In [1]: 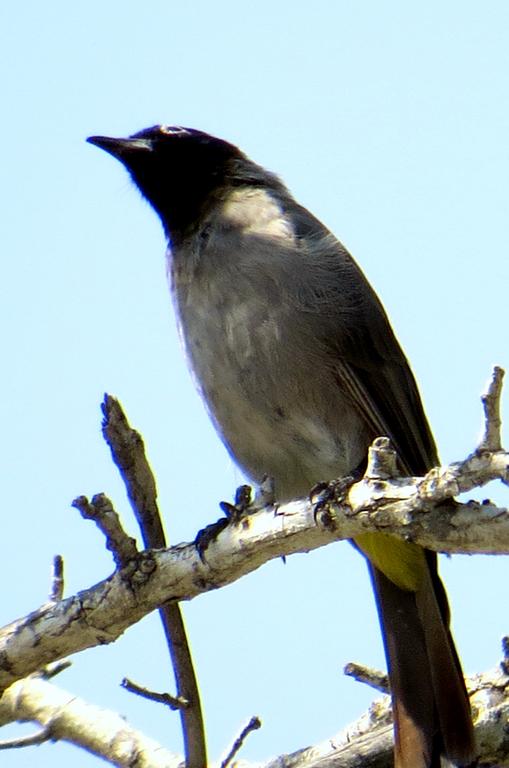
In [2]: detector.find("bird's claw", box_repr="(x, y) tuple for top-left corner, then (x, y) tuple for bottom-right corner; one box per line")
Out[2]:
(219, 484), (253, 521)
(195, 484), (254, 561)
(310, 476), (356, 525)
(195, 517), (230, 561)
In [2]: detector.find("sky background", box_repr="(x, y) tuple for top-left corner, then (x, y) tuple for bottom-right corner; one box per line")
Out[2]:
(2, 2), (509, 766)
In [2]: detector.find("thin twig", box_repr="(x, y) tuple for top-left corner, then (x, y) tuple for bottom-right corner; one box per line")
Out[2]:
(343, 662), (389, 694)
(479, 366), (504, 453)
(101, 395), (162, 543)
(101, 394), (207, 768)
(49, 555), (64, 602)
(121, 677), (188, 710)
(220, 716), (262, 768)
(72, 493), (139, 569)
(0, 676), (182, 767)
(41, 661), (72, 680)
(500, 636), (509, 676)
(0, 724), (54, 749)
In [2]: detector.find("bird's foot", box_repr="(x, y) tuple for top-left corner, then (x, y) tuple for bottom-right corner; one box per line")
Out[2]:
(195, 517), (230, 561)
(195, 484), (254, 561)
(219, 484), (254, 521)
(310, 475), (356, 526)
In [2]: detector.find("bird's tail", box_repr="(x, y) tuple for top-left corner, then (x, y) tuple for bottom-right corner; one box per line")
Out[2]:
(369, 557), (476, 767)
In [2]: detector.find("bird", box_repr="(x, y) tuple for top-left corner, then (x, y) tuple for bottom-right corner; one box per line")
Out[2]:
(87, 125), (476, 768)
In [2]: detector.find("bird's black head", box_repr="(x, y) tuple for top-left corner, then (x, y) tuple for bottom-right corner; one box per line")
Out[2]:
(87, 125), (269, 243)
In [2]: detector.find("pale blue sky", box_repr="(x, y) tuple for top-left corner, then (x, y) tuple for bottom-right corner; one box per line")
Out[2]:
(2, 2), (508, 766)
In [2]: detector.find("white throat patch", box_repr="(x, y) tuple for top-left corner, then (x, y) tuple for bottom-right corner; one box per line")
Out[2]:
(221, 188), (295, 241)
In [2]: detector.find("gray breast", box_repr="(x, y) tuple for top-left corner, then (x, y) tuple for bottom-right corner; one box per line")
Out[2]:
(167, 188), (369, 500)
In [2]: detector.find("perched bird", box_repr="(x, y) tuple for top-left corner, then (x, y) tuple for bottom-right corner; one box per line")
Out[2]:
(88, 126), (476, 768)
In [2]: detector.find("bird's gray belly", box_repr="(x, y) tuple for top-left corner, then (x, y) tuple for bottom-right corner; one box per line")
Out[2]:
(172, 268), (369, 501)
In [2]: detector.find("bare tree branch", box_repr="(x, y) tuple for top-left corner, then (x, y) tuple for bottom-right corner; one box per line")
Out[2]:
(121, 677), (188, 711)
(49, 555), (64, 603)
(220, 716), (262, 768)
(479, 366), (504, 452)
(343, 663), (389, 694)
(101, 394), (207, 768)
(73, 494), (139, 568)
(0, 366), (508, 766)
(0, 725), (54, 750)
(0, 673), (182, 768)
(0, 430), (508, 693)
(1, 663), (509, 767)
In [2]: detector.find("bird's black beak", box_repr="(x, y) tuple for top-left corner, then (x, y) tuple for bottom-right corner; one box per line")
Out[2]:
(87, 135), (154, 158)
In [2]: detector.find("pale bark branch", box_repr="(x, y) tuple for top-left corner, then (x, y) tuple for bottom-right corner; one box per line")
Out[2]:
(0, 366), (507, 765)
(0, 673), (182, 768)
(0, 438), (507, 692)
(480, 366), (504, 452)
(263, 664), (509, 768)
(1, 664), (508, 767)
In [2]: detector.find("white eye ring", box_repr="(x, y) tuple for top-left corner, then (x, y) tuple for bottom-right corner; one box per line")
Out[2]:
(159, 125), (189, 136)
